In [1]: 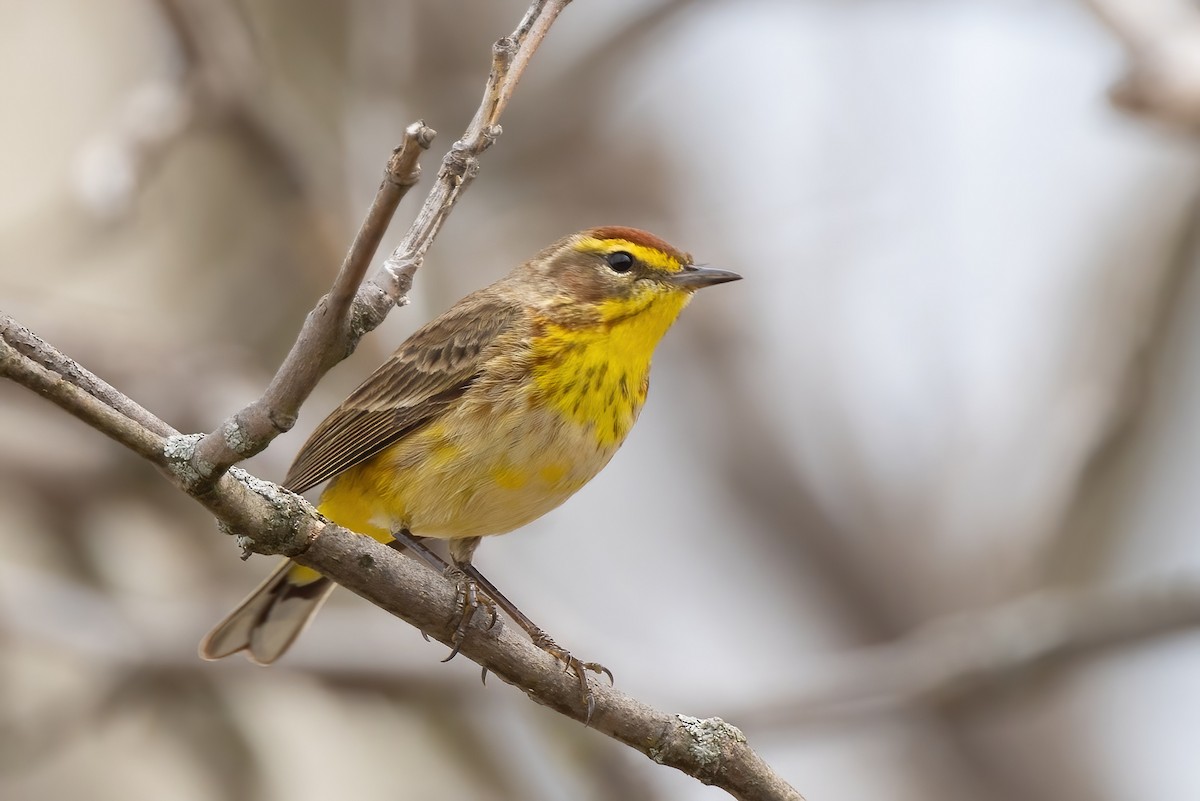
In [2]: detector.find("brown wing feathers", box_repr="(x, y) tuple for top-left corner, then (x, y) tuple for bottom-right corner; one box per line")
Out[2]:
(283, 295), (521, 494)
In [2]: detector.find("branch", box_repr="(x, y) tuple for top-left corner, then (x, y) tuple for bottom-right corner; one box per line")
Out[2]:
(360, 0), (574, 322)
(11, 1), (805, 794)
(0, 318), (804, 801)
(189, 122), (434, 477)
(0, 559), (471, 686)
(0, 325), (169, 461)
(0, 316), (174, 438)
(185, 0), (572, 491)
(1081, 0), (1200, 129)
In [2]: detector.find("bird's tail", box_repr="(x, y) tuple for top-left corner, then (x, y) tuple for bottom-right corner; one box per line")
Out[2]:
(199, 560), (335, 665)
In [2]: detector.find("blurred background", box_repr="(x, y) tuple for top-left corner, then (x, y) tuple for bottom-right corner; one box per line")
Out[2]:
(3, 0), (1200, 799)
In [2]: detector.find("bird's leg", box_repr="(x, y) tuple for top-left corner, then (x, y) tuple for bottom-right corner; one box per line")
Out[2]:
(438, 536), (496, 660)
(387, 528), (449, 572)
(448, 539), (613, 722)
(388, 530), (496, 657)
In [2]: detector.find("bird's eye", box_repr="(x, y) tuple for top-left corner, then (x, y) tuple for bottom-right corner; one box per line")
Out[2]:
(605, 251), (635, 273)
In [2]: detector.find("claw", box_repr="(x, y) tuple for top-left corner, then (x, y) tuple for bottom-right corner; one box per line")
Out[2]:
(566, 656), (598, 725)
(443, 560), (608, 723)
(441, 567), (498, 661)
(481, 666), (489, 686)
(528, 632), (610, 725)
(582, 662), (614, 685)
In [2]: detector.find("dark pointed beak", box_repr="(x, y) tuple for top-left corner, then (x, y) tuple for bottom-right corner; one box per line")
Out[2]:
(664, 265), (743, 290)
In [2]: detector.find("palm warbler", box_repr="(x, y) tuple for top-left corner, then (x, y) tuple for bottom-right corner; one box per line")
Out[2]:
(201, 226), (740, 701)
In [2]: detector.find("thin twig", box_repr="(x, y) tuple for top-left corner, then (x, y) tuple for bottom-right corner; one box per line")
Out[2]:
(0, 317), (804, 801)
(186, 0), (570, 491)
(356, 0), (574, 332)
(328, 130), (435, 316)
(190, 122), (435, 477)
(154, 0), (312, 197)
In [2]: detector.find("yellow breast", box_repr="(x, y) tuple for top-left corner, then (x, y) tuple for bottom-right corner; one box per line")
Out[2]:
(530, 289), (689, 446)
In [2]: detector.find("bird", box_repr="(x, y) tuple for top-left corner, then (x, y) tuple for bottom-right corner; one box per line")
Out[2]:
(200, 226), (740, 710)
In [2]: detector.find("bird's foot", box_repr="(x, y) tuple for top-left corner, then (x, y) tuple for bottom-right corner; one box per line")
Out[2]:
(441, 567), (498, 662)
(531, 630), (613, 723)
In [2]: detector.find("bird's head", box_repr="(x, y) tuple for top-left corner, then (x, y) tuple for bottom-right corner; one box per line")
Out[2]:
(516, 226), (741, 330)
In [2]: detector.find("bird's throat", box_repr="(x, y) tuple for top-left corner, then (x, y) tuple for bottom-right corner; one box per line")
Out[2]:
(530, 292), (689, 447)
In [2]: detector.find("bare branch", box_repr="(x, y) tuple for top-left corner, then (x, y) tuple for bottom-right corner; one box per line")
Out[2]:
(75, 0), (284, 217)
(184, 0), (570, 492)
(483, 1), (564, 130)
(301, 523), (803, 801)
(0, 331), (168, 463)
(359, 0), (574, 328)
(189, 122), (435, 478)
(0, 316), (803, 801)
(0, 315), (175, 437)
(8, 2), (806, 795)
(328, 128), (436, 319)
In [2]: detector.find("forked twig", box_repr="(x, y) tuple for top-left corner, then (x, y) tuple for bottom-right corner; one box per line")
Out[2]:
(189, 122), (434, 480)
(187, 0), (573, 490)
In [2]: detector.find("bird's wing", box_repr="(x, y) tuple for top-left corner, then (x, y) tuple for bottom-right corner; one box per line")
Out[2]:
(283, 293), (523, 494)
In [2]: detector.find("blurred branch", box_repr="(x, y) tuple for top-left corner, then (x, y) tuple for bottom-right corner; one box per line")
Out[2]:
(690, 315), (1088, 801)
(739, 575), (1200, 729)
(2, 559), (658, 799)
(0, 559), (463, 684)
(74, 0), (311, 218)
(154, 0), (258, 93)
(689, 287), (1198, 738)
(186, 0), (570, 491)
(1082, 0), (1200, 130)
(72, 80), (194, 219)
(0, 320), (804, 800)
(1046, 190), (1200, 581)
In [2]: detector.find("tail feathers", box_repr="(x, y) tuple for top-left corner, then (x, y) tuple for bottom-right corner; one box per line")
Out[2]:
(200, 560), (335, 665)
